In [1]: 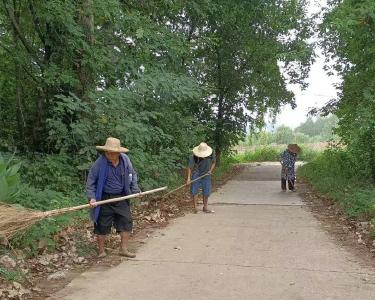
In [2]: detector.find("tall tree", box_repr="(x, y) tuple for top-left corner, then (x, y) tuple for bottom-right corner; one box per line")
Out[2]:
(320, 0), (375, 180)
(177, 0), (314, 157)
(0, 0), (314, 163)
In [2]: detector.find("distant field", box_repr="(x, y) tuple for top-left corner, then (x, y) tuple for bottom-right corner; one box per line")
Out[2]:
(233, 142), (329, 154)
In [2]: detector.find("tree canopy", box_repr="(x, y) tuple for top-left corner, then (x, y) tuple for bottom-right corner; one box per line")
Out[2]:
(320, 0), (375, 181)
(0, 0), (313, 169)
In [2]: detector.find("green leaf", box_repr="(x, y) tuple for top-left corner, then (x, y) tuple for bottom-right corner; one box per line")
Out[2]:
(136, 28), (144, 39)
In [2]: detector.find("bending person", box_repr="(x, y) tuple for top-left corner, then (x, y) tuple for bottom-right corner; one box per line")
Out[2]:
(280, 144), (301, 192)
(187, 142), (216, 213)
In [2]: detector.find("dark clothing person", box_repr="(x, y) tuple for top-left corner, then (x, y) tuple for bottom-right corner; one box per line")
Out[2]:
(281, 177), (295, 191)
(280, 145), (300, 191)
(86, 153), (140, 228)
(93, 192), (133, 235)
(86, 137), (140, 258)
(187, 142), (216, 213)
(188, 153), (216, 197)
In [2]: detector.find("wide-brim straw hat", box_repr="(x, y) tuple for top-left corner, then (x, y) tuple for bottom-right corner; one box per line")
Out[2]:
(288, 144), (301, 154)
(193, 142), (213, 158)
(96, 137), (129, 153)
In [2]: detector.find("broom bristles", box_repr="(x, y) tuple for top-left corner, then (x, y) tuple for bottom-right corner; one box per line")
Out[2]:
(0, 203), (45, 240)
(0, 186), (168, 240)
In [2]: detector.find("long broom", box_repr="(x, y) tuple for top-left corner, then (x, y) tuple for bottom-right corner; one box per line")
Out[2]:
(0, 186), (167, 240)
(161, 172), (211, 198)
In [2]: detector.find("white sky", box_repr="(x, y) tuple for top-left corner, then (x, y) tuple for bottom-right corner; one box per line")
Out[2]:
(272, 0), (340, 129)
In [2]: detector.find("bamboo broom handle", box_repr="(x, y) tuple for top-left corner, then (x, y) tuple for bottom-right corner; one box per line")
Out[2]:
(162, 172), (211, 198)
(41, 186), (168, 217)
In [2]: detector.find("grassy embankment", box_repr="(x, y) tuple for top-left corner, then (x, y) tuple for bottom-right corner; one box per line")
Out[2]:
(235, 144), (321, 163)
(298, 149), (375, 229)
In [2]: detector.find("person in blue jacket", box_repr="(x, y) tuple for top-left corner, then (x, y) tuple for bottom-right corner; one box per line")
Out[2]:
(86, 137), (140, 258)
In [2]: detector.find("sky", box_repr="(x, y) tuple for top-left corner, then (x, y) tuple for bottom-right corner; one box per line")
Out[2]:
(272, 0), (340, 129)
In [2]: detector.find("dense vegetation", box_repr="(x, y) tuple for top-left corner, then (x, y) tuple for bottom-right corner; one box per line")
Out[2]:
(317, 0), (375, 182)
(300, 0), (375, 228)
(299, 149), (375, 225)
(0, 0), (313, 249)
(0, 0), (313, 157)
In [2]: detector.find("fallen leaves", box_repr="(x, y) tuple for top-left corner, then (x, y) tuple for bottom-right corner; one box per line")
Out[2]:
(0, 255), (16, 269)
(299, 180), (375, 261)
(0, 165), (243, 299)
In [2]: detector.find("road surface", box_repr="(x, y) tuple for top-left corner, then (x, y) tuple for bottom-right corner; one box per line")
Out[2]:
(52, 162), (375, 300)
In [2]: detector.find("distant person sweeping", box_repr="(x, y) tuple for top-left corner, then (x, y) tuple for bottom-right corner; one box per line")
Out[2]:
(280, 144), (301, 192)
(187, 142), (216, 213)
(86, 137), (141, 258)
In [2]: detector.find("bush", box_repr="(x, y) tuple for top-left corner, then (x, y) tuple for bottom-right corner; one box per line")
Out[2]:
(235, 145), (321, 163)
(5, 181), (87, 256)
(0, 152), (87, 255)
(236, 147), (280, 162)
(298, 146), (320, 162)
(10, 211), (86, 257)
(213, 156), (239, 179)
(19, 154), (83, 195)
(0, 154), (21, 202)
(10, 185), (83, 211)
(299, 149), (375, 221)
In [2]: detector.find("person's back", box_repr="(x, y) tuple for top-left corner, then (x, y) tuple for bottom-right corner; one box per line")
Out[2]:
(280, 144), (300, 192)
(190, 154), (215, 177)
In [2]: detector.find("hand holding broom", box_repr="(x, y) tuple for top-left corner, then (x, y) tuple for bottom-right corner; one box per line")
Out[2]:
(162, 172), (211, 199)
(0, 186), (167, 240)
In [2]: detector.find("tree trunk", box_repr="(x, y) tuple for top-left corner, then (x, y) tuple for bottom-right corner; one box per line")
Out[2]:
(214, 47), (224, 164)
(370, 140), (375, 183)
(10, 1), (27, 149)
(76, 0), (95, 100)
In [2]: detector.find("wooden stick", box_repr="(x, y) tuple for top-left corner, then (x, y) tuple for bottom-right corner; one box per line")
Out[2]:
(41, 186), (168, 217)
(162, 173), (211, 198)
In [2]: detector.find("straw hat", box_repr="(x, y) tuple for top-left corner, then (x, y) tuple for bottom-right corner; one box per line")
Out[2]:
(287, 144), (301, 154)
(96, 137), (129, 153)
(193, 142), (213, 158)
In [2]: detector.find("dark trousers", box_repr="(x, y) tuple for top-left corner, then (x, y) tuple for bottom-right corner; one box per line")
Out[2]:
(94, 193), (133, 235)
(281, 178), (295, 191)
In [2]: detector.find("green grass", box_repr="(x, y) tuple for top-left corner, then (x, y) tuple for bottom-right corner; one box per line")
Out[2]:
(298, 146), (321, 162)
(298, 150), (375, 222)
(0, 266), (25, 282)
(235, 145), (322, 163)
(236, 146), (279, 162)
(213, 156), (239, 180)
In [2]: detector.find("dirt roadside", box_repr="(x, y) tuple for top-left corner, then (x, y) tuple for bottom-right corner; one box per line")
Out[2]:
(0, 164), (244, 300)
(297, 180), (375, 269)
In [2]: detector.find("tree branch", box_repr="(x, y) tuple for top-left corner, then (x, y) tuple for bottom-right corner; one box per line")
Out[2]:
(28, 0), (45, 44)
(2, 0), (42, 67)
(0, 41), (41, 84)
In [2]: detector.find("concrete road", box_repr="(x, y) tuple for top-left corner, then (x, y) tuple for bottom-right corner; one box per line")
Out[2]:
(52, 162), (375, 300)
